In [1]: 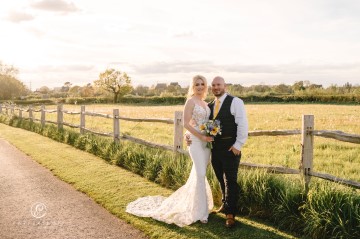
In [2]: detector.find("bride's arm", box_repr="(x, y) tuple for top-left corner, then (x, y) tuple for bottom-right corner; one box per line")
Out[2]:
(183, 99), (212, 142)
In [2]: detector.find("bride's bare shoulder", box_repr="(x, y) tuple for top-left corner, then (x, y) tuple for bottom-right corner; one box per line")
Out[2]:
(185, 97), (196, 106)
(184, 98), (196, 115)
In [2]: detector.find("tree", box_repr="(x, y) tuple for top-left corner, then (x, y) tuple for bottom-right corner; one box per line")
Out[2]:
(69, 85), (81, 97)
(166, 84), (182, 95)
(64, 82), (72, 88)
(343, 82), (352, 93)
(292, 81), (306, 91)
(94, 68), (132, 103)
(0, 61), (18, 76)
(227, 84), (244, 95)
(253, 84), (271, 93)
(62, 82), (72, 93)
(0, 62), (27, 100)
(39, 86), (50, 94)
(80, 83), (94, 97)
(133, 85), (149, 96)
(274, 84), (293, 94)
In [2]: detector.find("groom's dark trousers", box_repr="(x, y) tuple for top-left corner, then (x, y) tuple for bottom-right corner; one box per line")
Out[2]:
(209, 95), (241, 216)
(211, 148), (241, 216)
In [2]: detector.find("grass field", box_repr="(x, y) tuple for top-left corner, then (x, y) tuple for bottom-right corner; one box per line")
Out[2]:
(28, 103), (360, 182)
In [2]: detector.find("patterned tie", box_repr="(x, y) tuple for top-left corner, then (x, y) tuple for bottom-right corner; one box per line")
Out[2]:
(213, 99), (220, 119)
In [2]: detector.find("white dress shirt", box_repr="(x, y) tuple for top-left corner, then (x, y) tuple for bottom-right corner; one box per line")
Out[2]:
(214, 93), (248, 151)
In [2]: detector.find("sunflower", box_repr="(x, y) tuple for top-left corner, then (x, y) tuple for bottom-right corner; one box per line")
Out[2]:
(210, 127), (219, 136)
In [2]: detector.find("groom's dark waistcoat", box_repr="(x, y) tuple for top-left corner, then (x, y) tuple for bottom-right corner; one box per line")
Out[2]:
(208, 95), (237, 150)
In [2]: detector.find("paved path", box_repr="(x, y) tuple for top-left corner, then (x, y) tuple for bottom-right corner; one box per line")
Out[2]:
(0, 138), (147, 239)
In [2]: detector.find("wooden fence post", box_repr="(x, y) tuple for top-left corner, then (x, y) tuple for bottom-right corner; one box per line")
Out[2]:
(19, 107), (22, 119)
(173, 111), (183, 152)
(29, 105), (33, 122)
(57, 104), (63, 130)
(113, 109), (120, 143)
(41, 105), (45, 127)
(300, 115), (314, 193)
(80, 105), (85, 134)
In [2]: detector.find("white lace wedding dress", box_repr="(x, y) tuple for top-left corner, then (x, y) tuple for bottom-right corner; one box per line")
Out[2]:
(126, 104), (214, 227)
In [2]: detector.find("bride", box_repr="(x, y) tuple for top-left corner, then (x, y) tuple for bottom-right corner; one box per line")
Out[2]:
(126, 75), (214, 227)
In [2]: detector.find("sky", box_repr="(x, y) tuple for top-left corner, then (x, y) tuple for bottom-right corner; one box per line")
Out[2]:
(1, 0), (360, 90)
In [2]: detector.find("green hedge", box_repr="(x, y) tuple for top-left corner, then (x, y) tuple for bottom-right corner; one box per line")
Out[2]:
(0, 99), (55, 105)
(2, 94), (359, 106)
(118, 96), (186, 105)
(241, 94), (360, 104)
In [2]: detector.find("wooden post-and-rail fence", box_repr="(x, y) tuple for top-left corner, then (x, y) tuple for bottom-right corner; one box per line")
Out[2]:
(0, 103), (360, 190)
(0, 103), (182, 151)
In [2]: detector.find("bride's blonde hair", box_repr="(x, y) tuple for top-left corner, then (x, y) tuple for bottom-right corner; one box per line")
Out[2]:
(187, 75), (208, 100)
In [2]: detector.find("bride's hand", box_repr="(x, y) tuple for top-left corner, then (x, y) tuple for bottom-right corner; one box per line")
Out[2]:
(184, 133), (192, 146)
(201, 135), (214, 142)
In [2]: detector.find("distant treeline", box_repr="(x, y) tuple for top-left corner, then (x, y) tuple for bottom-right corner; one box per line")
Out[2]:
(2, 93), (360, 106)
(2, 60), (360, 105)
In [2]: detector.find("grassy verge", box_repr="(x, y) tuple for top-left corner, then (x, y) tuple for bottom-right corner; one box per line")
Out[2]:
(0, 123), (298, 239)
(1, 115), (359, 239)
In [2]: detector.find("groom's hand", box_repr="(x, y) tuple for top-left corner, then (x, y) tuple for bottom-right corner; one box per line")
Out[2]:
(229, 146), (241, 156)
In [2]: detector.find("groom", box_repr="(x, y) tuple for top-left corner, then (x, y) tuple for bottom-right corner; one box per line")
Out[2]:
(187, 76), (248, 228)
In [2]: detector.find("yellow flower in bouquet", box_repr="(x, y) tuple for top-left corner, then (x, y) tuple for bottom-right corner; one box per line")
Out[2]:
(199, 119), (222, 149)
(210, 127), (220, 136)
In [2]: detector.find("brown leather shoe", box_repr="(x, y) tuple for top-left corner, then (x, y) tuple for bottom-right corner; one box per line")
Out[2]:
(225, 214), (235, 228)
(211, 204), (225, 214)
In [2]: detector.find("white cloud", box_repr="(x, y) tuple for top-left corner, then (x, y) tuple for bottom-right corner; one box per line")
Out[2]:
(132, 61), (216, 74)
(1, 0), (360, 89)
(6, 11), (35, 23)
(130, 61), (360, 75)
(172, 31), (195, 38)
(31, 0), (79, 13)
(34, 64), (95, 72)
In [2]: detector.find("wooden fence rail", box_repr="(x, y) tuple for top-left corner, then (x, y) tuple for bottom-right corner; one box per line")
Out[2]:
(1, 103), (359, 189)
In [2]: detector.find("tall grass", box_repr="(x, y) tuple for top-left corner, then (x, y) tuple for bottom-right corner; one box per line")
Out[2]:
(1, 114), (359, 238)
(303, 182), (360, 239)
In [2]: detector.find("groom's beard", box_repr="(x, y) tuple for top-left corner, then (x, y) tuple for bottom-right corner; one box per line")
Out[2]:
(212, 91), (225, 97)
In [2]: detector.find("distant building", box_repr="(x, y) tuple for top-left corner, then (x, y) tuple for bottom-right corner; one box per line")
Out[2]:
(309, 84), (323, 89)
(154, 83), (167, 90)
(169, 82), (180, 87)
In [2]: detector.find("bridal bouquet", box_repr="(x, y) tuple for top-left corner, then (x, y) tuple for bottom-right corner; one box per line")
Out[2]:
(199, 119), (222, 149)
